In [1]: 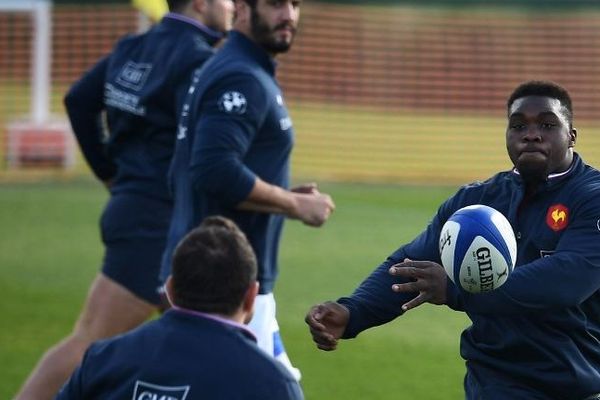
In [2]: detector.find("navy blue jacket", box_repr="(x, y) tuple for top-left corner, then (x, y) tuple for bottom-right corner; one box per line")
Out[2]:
(162, 31), (294, 294)
(55, 309), (304, 400)
(338, 154), (600, 399)
(64, 14), (222, 201)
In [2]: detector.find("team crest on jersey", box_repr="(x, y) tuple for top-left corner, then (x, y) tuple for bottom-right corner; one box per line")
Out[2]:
(117, 61), (152, 91)
(546, 204), (569, 232)
(132, 381), (190, 400)
(219, 91), (247, 114)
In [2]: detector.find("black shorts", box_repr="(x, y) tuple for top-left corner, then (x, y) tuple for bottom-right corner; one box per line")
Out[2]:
(100, 193), (171, 305)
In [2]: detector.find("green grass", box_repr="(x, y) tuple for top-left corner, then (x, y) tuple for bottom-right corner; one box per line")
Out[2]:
(0, 180), (468, 399)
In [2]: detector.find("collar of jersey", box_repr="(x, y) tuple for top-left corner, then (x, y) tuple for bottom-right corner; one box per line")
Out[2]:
(168, 305), (257, 342)
(162, 12), (224, 45)
(511, 152), (582, 188)
(226, 30), (277, 76)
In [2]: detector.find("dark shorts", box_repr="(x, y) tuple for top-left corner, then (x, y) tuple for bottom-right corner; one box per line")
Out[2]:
(100, 193), (172, 305)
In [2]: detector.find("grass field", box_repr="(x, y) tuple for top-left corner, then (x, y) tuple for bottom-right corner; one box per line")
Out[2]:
(0, 179), (469, 399)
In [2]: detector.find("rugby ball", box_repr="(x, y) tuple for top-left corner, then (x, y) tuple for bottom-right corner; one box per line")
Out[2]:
(439, 205), (516, 293)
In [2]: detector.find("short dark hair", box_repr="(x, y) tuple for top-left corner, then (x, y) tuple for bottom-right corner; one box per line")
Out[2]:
(507, 80), (573, 126)
(170, 216), (257, 315)
(167, 0), (191, 12)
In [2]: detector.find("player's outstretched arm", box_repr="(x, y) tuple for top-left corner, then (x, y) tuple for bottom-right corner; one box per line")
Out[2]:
(305, 301), (349, 351)
(389, 258), (448, 312)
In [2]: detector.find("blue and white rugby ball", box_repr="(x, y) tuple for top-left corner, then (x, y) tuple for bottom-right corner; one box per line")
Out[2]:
(439, 205), (516, 293)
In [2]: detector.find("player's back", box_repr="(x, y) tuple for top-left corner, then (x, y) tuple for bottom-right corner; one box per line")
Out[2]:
(103, 16), (217, 200)
(56, 310), (303, 400)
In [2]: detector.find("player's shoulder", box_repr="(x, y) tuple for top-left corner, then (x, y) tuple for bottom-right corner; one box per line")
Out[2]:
(207, 37), (270, 80)
(199, 59), (269, 106)
(568, 161), (600, 211)
(210, 334), (303, 399)
(85, 318), (162, 359)
(170, 29), (215, 62)
(111, 31), (145, 54)
(458, 170), (510, 194)
(236, 339), (297, 383)
(248, 355), (303, 400)
(111, 26), (213, 70)
(579, 161), (600, 186)
(443, 171), (513, 212)
(205, 51), (259, 82)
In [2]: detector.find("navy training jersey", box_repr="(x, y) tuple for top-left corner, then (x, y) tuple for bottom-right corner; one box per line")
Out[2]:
(161, 31), (294, 294)
(55, 309), (304, 400)
(338, 153), (600, 399)
(64, 14), (222, 200)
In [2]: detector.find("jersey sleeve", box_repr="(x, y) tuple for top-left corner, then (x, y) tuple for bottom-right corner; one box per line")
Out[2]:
(339, 189), (464, 338)
(189, 73), (269, 207)
(64, 56), (116, 181)
(459, 197), (600, 315)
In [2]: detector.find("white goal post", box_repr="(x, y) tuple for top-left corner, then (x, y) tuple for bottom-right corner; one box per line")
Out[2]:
(0, 1), (162, 170)
(2, 0), (52, 124)
(1, 0), (75, 169)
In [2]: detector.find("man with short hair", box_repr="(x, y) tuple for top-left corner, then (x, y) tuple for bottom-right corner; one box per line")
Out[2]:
(161, 0), (335, 379)
(56, 216), (304, 400)
(15, 1), (234, 399)
(306, 81), (600, 399)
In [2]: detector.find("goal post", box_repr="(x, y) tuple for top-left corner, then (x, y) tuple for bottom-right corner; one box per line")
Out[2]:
(2, 0), (75, 169)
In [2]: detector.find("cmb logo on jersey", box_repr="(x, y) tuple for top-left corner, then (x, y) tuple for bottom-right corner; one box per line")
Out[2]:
(132, 380), (190, 400)
(117, 61), (153, 91)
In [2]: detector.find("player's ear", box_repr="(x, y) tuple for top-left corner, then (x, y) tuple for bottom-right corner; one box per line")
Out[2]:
(192, 0), (206, 14)
(569, 128), (577, 147)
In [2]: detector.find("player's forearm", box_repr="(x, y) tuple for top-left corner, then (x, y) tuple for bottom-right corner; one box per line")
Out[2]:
(237, 178), (298, 217)
(460, 253), (600, 315)
(64, 57), (115, 181)
(65, 110), (116, 181)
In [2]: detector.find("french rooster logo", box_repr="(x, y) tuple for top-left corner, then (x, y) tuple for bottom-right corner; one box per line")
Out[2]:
(546, 204), (569, 232)
(552, 209), (567, 224)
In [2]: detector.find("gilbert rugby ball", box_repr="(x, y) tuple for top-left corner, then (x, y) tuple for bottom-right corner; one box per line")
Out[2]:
(439, 205), (516, 293)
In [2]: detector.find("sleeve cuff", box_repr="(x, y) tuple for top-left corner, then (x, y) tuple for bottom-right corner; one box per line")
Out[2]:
(445, 278), (464, 311)
(215, 167), (256, 207)
(337, 297), (362, 339)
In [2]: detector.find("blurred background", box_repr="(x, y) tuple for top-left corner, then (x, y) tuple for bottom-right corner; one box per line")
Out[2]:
(3, 0), (600, 398)
(3, 0), (600, 184)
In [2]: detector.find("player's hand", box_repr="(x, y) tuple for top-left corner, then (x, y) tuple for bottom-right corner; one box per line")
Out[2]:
(389, 258), (447, 312)
(292, 192), (335, 227)
(305, 301), (349, 351)
(291, 182), (318, 194)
